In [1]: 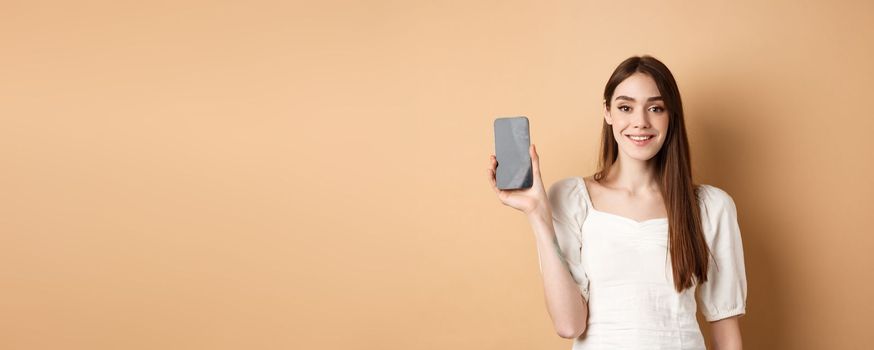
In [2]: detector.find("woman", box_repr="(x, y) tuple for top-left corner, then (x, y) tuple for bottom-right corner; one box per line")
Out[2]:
(487, 55), (747, 350)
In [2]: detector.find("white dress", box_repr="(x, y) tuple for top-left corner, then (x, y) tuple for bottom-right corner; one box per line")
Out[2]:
(546, 177), (747, 350)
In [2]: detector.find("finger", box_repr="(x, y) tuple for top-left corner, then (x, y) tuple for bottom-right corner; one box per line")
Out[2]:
(489, 171), (499, 193)
(530, 144), (541, 177)
(487, 167), (499, 193)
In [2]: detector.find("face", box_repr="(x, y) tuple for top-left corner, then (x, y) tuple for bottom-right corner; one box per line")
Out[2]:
(604, 72), (670, 162)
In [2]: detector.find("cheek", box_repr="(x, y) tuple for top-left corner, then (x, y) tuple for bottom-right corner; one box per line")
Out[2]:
(657, 127), (670, 146)
(660, 120), (670, 131)
(653, 119), (670, 138)
(658, 115), (670, 129)
(612, 128), (625, 141)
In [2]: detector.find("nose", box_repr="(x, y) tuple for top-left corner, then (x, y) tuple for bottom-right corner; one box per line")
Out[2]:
(631, 109), (652, 129)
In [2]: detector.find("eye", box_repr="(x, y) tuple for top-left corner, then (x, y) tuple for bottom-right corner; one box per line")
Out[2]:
(618, 105), (631, 112)
(649, 106), (665, 113)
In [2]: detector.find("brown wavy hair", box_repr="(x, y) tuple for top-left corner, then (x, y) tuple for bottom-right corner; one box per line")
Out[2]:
(594, 55), (709, 292)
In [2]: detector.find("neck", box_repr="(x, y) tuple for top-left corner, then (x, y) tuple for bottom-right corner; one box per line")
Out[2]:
(604, 156), (659, 195)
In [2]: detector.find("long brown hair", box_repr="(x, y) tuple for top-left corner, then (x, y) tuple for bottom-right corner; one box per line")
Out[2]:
(595, 55), (709, 292)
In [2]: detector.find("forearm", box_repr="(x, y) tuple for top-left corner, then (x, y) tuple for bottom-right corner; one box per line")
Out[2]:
(712, 335), (742, 350)
(710, 316), (742, 350)
(528, 210), (588, 339)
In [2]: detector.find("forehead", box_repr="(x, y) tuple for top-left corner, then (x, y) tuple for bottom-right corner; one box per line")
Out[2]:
(613, 72), (661, 101)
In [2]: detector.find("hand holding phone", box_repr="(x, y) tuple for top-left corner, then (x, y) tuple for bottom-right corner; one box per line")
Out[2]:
(493, 116), (533, 190)
(488, 116), (549, 216)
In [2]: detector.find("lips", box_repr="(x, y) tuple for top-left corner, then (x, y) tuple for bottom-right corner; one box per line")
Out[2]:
(626, 134), (655, 145)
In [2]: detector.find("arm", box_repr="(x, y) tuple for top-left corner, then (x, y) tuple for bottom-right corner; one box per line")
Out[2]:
(487, 145), (587, 339)
(709, 315), (742, 350)
(698, 186), (747, 350)
(528, 209), (588, 339)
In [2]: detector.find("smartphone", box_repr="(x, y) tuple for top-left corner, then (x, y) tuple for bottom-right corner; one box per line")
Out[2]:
(493, 116), (533, 190)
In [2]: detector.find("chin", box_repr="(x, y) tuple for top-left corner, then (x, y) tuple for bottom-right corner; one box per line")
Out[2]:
(620, 149), (659, 162)
(630, 154), (657, 162)
(618, 142), (664, 162)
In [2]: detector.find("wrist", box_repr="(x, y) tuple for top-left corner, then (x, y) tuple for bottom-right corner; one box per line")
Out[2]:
(526, 205), (552, 224)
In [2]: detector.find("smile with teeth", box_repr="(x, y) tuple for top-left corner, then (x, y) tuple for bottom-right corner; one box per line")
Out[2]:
(627, 135), (654, 141)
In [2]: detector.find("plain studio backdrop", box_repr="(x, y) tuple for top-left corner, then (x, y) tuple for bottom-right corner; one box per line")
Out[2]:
(2, 1), (873, 349)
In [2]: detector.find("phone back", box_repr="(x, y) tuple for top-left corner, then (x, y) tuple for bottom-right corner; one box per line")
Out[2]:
(494, 116), (533, 190)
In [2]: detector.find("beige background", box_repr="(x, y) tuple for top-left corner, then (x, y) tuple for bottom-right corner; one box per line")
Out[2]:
(3, 0), (873, 349)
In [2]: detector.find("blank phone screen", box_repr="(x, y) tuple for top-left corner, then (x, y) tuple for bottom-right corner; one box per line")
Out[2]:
(493, 116), (532, 190)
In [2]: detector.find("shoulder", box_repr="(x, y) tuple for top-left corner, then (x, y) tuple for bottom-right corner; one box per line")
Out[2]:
(696, 184), (741, 237)
(548, 176), (586, 212)
(696, 184), (737, 214)
(549, 176), (583, 194)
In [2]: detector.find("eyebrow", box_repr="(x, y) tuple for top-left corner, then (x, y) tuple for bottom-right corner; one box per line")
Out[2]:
(614, 95), (663, 102)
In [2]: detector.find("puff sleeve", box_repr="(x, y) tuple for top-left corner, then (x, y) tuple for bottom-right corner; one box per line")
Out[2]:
(544, 177), (590, 301)
(697, 185), (748, 322)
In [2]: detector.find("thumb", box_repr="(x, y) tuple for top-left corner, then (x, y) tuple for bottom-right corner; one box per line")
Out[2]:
(530, 143), (541, 176)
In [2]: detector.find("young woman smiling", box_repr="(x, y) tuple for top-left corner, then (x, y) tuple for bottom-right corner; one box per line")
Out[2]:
(487, 56), (747, 350)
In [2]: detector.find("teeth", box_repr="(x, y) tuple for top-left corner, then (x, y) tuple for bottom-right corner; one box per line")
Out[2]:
(629, 135), (653, 141)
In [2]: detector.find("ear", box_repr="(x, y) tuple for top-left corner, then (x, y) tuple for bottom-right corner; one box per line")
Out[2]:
(604, 102), (613, 125)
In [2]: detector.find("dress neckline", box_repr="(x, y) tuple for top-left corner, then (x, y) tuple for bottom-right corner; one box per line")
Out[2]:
(578, 176), (669, 225)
